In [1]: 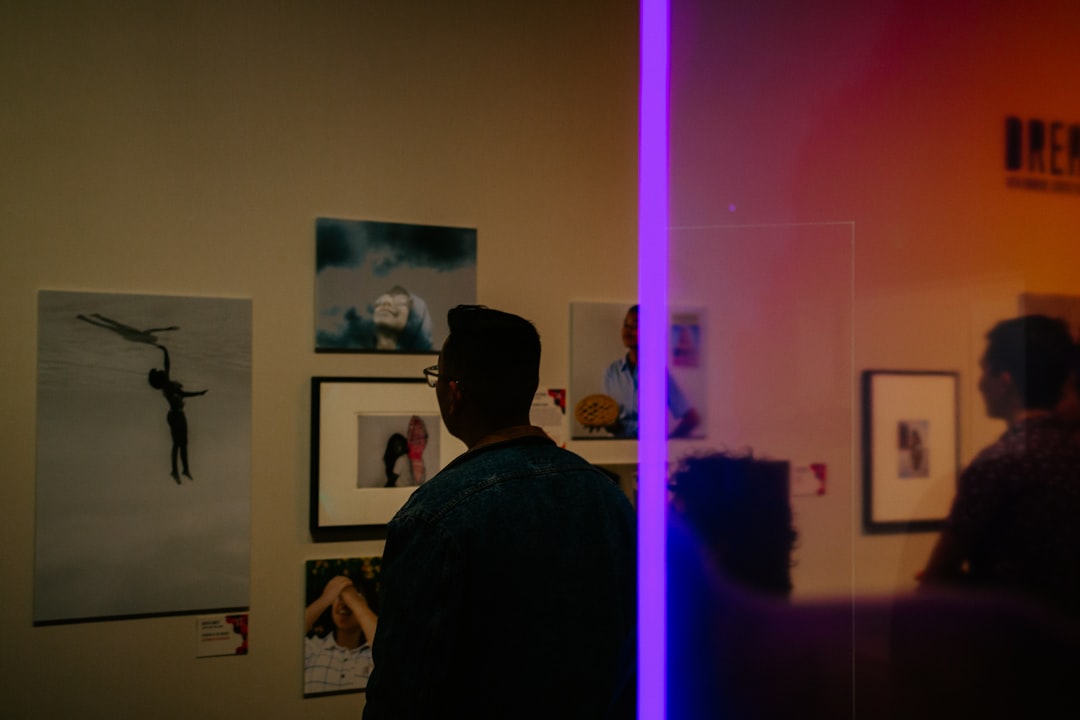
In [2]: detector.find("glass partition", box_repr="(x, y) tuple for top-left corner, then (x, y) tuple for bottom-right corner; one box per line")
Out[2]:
(668, 223), (855, 599)
(664, 0), (1080, 717)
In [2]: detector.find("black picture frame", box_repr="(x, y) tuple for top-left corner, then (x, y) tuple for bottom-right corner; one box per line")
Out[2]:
(309, 376), (463, 542)
(861, 370), (959, 534)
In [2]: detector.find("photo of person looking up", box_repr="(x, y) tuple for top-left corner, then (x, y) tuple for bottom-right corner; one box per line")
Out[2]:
(314, 217), (477, 353)
(371, 286), (433, 351)
(319, 285), (435, 352)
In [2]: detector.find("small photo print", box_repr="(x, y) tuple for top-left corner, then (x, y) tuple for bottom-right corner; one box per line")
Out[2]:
(355, 413), (441, 488)
(897, 419), (929, 478)
(304, 556), (382, 697)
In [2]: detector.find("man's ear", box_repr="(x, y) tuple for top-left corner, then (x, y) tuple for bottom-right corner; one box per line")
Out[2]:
(998, 370), (1027, 409)
(998, 371), (1016, 392)
(446, 380), (465, 414)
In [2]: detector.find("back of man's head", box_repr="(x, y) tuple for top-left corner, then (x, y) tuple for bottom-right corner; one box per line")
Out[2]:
(443, 305), (541, 421)
(985, 314), (1074, 410)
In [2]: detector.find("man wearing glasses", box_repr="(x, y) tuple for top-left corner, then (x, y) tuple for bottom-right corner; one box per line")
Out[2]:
(364, 305), (636, 720)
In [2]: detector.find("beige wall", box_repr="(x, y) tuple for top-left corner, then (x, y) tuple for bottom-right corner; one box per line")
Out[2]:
(6, 0), (1080, 715)
(0, 2), (636, 717)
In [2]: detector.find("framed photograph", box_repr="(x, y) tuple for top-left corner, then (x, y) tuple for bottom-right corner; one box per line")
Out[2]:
(36, 290), (251, 625)
(569, 302), (706, 441)
(861, 370), (959, 533)
(315, 218), (477, 353)
(310, 377), (466, 541)
(303, 556), (382, 697)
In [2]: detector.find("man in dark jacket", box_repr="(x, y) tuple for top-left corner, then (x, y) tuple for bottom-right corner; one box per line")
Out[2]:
(363, 305), (636, 719)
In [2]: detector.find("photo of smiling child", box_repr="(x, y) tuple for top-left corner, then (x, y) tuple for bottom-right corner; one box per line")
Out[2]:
(304, 557), (382, 697)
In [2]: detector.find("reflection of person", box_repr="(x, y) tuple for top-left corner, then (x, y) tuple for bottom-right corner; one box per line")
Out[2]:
(668, 452), (797, 598)
(147, 345), (207, 483)
(318, 286), (434, 351)
(661, 452), (796, 718)
(666, 507), (1080, 720)
(602, 305), (700, 438)
(1057, 342), (1080, 424)
(364, 306), (635, 719)
(382, 433), (411, 487)
(921, 315), (1080, 619)
(304, 575), (378, 695)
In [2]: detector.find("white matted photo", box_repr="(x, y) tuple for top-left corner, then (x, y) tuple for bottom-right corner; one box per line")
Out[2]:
(310, 377), (466, 540)
(862, 370), (958, 533)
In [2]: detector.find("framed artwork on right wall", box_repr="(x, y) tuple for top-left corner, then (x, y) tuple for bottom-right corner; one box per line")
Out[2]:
(862, 370), (959, 534)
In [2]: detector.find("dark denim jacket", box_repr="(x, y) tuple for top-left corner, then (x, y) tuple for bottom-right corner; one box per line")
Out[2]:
(363, 435), (636, 720)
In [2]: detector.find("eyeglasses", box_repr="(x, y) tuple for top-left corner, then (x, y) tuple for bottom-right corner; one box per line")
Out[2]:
(423, 365), (441, 387)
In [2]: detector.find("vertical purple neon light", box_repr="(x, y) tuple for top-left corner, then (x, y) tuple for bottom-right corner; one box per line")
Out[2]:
(638, 0), (668, 718)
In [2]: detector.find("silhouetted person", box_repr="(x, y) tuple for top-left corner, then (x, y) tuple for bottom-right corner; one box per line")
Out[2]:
(77, 313), (178, 345)
(364, 305), (635, 720)
(1057, 341), (1080, 424)
(921, 315), (1080, 619)
(148, 345), (207, 483)
(665, 452), (1080, 720)
(669, 451), (797, 598)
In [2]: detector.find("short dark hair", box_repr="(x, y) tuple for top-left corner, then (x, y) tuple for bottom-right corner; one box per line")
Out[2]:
(442, 305), (541, 420)
(984, 315), (1074, 409)
(669, 452), (797, 597)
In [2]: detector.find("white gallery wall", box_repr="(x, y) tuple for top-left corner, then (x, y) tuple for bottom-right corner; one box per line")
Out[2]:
(0, 2), (637, 717)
